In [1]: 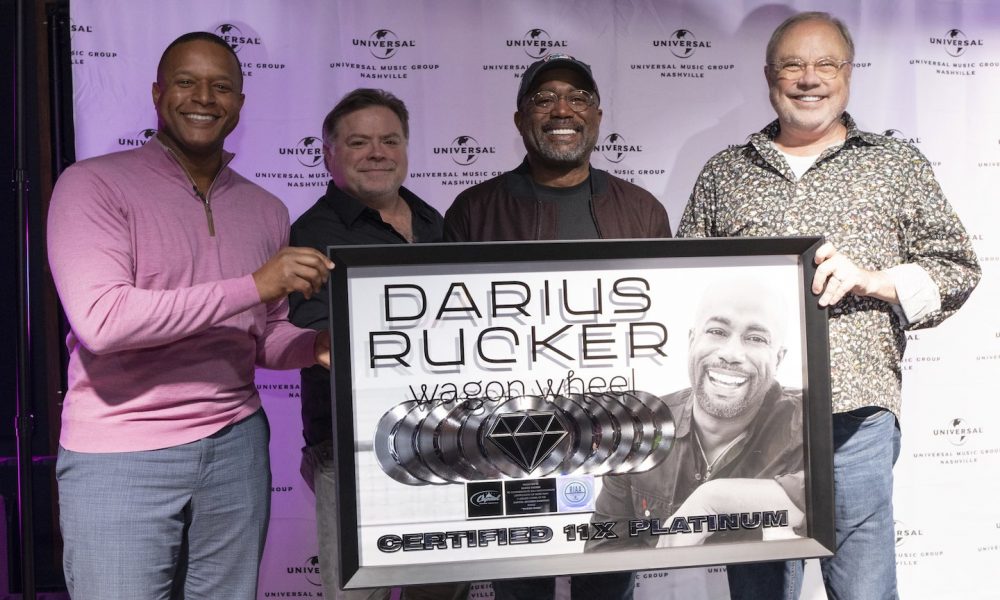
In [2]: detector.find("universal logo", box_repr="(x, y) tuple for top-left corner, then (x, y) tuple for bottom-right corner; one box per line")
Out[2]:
(118, 128), (157, 148)
(355, 29), (415, 60)
(933, 417), (983, 446)
(69, 19), (93, 37)
(895, 521), (924, 547)
(654, 29), (712, 59)
(286, 555), (322, 587)
(435, 136), (497, 166)
(596, 133), (643, 164)
(508, 28), (568, 59)
(214, 23), (263, 53)
(882, 129), (922, 145)
(930, 29), (983, 57)
(280, 136), (324, 168)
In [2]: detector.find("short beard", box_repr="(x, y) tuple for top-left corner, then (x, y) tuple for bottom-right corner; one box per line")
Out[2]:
(693, 383), (755, 419)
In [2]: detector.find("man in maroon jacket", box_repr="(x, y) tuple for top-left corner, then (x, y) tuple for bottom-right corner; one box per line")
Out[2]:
(444, 53), (671, 600)
(444, 53), (669, 243)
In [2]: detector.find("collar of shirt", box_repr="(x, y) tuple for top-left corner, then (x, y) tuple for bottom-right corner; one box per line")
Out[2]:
(749, 112), (890, 180)
(320, 179), (440, 240)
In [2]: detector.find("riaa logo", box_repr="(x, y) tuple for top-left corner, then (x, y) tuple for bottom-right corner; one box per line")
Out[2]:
(214, 23), (263, 53)
(930, 28), (982, 57)
(508, 28), (568, 59)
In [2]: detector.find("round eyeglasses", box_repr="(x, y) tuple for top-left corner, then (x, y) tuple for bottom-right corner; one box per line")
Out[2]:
(768, 59), (852, 81)
(525, 89), (597, 113)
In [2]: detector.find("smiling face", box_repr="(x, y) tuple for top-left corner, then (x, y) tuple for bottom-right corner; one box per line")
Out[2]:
(766, 18), (851, 145)
(688, 285), (787, 420)
(152, 39), (244, 165)
(325, 105), (408, 205)
(514, 67), (602, 171)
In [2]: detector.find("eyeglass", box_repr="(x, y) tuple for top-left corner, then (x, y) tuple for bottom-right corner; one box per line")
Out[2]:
(525, 89), (597, 113)
(768, 58), (852, 80)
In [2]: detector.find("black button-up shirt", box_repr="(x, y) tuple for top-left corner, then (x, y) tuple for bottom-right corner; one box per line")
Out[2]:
(288, 179), (443, 446)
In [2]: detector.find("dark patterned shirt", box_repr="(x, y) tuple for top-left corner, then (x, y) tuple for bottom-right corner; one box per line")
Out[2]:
(678, 113), (980, 416)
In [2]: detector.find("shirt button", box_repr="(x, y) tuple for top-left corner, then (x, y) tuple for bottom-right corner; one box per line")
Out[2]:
(644, 510), (651, 517)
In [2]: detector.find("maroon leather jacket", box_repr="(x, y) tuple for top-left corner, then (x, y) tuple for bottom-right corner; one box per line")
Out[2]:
(444, 160), (671, 241)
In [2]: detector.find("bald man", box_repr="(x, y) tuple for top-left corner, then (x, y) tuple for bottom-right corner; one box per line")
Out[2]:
(587, 279), (804, 555)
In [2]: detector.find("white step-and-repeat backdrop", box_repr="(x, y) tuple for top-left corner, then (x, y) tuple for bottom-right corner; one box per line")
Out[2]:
(69, 1), (999, 598)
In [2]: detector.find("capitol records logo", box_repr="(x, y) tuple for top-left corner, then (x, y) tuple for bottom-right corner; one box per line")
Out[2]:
(470, 489), (502, 507)
(118, 128), (157, 148)
(435, 136), (497, 166)
(280, 136), (324, 167)
(508, 28), (568, 59)
(596, 133), (643, 164)
(930, 29), (982, 57)
(655, 29), (711, 58)
(934, 417), (983, 446)
(355, 29), (415, 59)
(895, 520), (924, 547)
(214, 23), (263, 53)
(882, 128), (922, 145)
(285, 555), (322, 586)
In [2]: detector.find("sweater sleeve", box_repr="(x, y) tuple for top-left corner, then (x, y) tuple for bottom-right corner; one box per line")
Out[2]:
(255, 214), (319, 369)
(47, 163), (263, 355)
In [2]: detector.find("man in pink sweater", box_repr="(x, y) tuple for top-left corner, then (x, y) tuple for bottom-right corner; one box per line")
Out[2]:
(46, 32), (331, 599)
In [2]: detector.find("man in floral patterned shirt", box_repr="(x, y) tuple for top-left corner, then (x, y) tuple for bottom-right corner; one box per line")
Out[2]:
(677, 11), (980, 600)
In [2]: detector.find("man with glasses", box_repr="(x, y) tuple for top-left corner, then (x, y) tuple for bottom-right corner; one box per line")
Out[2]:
(444, 54), (670, 599)
(678, 12), (979, 599)
(444, 54), (669, 243)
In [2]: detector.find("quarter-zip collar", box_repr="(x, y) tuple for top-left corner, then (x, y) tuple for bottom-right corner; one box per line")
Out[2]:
(147, 136), (235, 237)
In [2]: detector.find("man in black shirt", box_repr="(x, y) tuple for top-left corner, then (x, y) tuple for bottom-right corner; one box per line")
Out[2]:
(288, 88), (468, 600)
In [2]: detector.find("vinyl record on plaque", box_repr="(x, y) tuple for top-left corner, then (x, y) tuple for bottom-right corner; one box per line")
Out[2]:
(547, 393), (597, 476)
(622, 390), (676, 472)
(456, 396), (506, 479)
(414, 400), (467, 482)
(373, 402), (430, 486)
(602, 391), (656, 473)
(436, 398), (500, 481)
(392, 401), (450, 485)
(567, 392), (619, 476)
(584, 392), (637, 475)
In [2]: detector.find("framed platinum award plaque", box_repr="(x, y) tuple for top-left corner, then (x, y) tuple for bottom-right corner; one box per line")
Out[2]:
(326, 237), (834, 588)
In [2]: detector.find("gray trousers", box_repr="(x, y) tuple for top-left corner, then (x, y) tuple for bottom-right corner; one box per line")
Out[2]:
(57, 409), (271, 600)
(302, 441), (470, 600)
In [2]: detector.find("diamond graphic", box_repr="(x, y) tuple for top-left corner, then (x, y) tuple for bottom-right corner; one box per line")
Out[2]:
(486, 410), (567, 473)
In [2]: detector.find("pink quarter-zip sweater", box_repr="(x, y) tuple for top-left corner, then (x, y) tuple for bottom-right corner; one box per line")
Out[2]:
(47, 139), (319, 452)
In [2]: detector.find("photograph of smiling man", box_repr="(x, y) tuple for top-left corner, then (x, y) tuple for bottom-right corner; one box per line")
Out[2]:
(586, 278), (805, 555)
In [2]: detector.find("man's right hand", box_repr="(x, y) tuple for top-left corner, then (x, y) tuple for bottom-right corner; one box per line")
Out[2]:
(253, 247), (334, 303)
